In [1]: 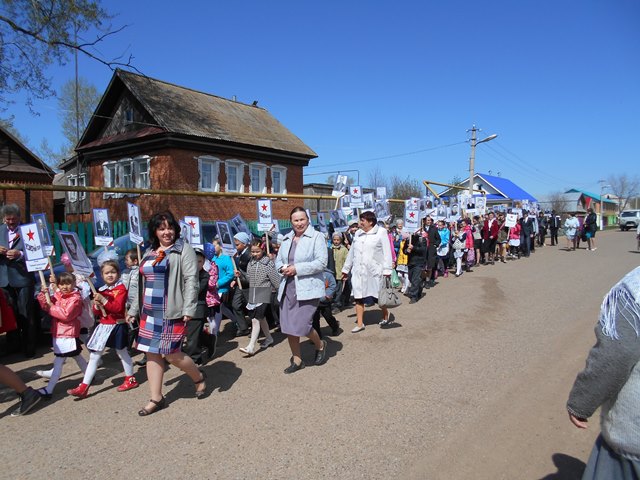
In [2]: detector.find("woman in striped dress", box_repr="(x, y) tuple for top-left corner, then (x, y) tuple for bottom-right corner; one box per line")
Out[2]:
(127, 211), (206, 416)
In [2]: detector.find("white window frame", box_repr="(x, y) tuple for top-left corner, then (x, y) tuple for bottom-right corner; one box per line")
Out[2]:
(270, 165), (287, 194)
(67, 175), (77, 202)
(102, 156), (151, 198)
(197, 156), (220, 192)
(225, 159), (245, 193)
(249, 162), (267, 194)
(77, 173), (87, 200)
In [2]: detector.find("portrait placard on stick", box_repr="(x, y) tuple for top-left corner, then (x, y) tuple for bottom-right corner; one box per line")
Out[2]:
(257, 199), (273, 232)
(216, 221), (235, 256)
(332, 174), (348, 197)
(505, 213), (518, 228)
(362, 193), (374, 212)
(20, 223), (49, 272)
(57, 231), (93, 276)
(404, 207), (420, 233)
(376, 187), (387, 200)
(93, 208), (113, 247)
(127, 203), (144, 245)
(475, 197), (487, 215)
(229, 214), (251, 237)
(179, 221), (192, 245)
(349, 186), (364, 208)
(317, 212), (328, 233)
(330, 209), (348, 233)
(31, 213), (53, 256)
(184, 216), (203, 248)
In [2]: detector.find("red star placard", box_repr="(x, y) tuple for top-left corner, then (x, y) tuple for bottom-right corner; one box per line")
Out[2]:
(261, 204), (268, 211)
(409, 212), (415, 218)
(27, 229), (35, 241)
(188, 220), (196, 229)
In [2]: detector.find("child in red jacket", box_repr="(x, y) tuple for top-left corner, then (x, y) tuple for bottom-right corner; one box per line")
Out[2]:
(67, 260), (138, 399)
(36, 272), (88, 398)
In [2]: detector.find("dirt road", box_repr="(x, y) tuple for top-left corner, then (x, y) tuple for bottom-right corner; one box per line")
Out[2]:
(2, 230), (638, 480)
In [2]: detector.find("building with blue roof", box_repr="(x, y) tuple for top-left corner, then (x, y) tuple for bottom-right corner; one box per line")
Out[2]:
(440, 173), (537, 204)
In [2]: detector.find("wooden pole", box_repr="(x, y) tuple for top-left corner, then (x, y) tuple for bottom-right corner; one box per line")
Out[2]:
(38, 270), (51, 303)
(231, 256), (243, 290)
(87, 276), (107, 316)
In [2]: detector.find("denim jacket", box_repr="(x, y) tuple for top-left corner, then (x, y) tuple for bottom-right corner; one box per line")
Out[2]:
(275, 224), (327, 301)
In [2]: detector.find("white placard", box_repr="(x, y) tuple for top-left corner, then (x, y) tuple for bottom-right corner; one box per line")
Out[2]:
(330, 209), (348, 233)
(127, 203), (144, 245)
(317, 212), (328, 233)
(349, 186), (364, 208)
(362, 193), (374, 212)
(31, 213), (54, 257)
(216, 221), (235, 256)
(505, 213), (518, 228)
(93, 208), (114, 247)
(56, 230), (93, 276)
(257, 199), (273, 231)
(20, 223), (49, 272)
(184, 216), (203, 248)
(332, 175), (349, 197)
(376, 187), (387, 200)
(404, 208), (420, 233)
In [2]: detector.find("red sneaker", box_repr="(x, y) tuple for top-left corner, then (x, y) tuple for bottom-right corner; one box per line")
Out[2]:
(117, 376), (139, 392)
(67, 383), (89, 399)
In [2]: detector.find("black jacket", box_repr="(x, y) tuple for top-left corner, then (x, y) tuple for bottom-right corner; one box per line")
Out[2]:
(403, 233), (428, 267)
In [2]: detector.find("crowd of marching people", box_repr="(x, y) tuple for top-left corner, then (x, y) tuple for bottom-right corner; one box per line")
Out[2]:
(0, 202), (607, 416)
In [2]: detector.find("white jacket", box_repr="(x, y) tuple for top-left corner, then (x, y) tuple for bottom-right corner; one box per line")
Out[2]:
(342, 225), (393, 299)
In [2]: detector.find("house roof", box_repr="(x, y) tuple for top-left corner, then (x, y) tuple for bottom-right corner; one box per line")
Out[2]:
(439, 173), (537, 202)
(78, 70), (317, 159)
(565, 188), (617, 204)
(0, 124), (56, 177)
(563, 192), (587, 213)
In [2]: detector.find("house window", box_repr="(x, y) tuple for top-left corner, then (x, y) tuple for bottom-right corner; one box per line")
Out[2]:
(77, 174), (87, 200)
(67, 175), (77, 202)
(124, 108), (134, 125)
(249, 163), (267, 194)
(198, 156), (220, 192)
(225, 160), (244, 192)
(270, 165), (287, 194)
(102, 156), (151, 198)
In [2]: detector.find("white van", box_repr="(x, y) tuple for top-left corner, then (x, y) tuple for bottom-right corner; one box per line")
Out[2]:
(618, 210), (640, 231)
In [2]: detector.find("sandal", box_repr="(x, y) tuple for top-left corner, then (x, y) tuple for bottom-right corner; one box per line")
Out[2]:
(138, 396), (166, 416)
(194, 370), (207, 399)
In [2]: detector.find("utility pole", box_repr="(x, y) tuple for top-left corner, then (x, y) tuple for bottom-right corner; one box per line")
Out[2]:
(468, 125), (477, 198)
(467, 125), (498, 198)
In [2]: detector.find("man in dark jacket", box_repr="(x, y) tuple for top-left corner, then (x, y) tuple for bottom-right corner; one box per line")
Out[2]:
(231, 232), (252, 336)
(519, 211), (535, 257)
(422, 216), (441, 287)
(404, 230), (428, 304)
(0, 204), (36, 357)
(548, 210), (561, 246)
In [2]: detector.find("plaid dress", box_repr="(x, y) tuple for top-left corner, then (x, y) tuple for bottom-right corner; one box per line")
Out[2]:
(135, 248), (186, 354)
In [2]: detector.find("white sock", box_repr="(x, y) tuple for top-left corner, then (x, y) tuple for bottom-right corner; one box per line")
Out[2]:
(116, 348), (134, 377)
(456, 258), (462, 275)
(82, 351), (103, 385)
(44, 357), (67, 394)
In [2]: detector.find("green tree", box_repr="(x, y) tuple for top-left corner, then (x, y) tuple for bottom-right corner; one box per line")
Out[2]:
(0, 0), (131, 111)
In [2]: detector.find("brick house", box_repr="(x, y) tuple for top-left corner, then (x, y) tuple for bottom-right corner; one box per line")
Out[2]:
(61, 69), (317, 224)
(0, 124), (55, 219)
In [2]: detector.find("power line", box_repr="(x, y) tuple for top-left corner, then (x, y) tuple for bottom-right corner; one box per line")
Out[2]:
(304, 141), (467, 170)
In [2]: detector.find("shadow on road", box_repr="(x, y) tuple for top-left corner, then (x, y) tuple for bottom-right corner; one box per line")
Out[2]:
(539, 453), (586, 480)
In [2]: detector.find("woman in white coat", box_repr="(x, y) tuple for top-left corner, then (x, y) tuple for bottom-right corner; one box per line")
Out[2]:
(342, 211), (393, 333)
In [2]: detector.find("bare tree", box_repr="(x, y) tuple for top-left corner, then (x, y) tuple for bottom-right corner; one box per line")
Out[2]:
(389, 175), (422, 217)
(0, 0), (134, 112)
(367, 166), (388, 189)
(607, 174), (640, 213)
(547, 191), (569, 214)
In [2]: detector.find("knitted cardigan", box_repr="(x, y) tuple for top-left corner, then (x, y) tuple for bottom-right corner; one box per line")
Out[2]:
(567, 266), (640, 460)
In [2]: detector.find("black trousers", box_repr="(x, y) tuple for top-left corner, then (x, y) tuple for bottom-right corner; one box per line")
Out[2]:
(230, 287), (249, 331)
(312, 304), (339, 338)
(2, 285), (36, 356)
(407, 263), (424, 300)
(549, 228), (559, 245)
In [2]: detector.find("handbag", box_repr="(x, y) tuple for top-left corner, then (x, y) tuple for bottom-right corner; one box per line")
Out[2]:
(390, 269), (401, 289)
(452, 236), (465, 250)
(378, 277), (402, 308)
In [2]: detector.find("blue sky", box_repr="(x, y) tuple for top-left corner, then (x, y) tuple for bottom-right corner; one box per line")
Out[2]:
(7, 1), (640, 199)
